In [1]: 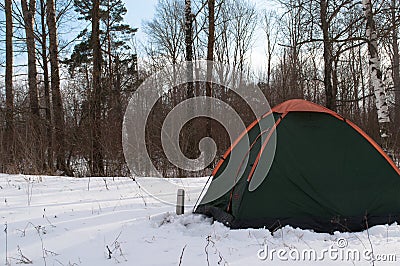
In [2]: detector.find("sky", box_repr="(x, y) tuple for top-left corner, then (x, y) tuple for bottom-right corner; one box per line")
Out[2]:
(123, 0), (159, 40)
(123, 0), (159, 59)
(122, 0), (279, 71)
(0, 0), (275, 77)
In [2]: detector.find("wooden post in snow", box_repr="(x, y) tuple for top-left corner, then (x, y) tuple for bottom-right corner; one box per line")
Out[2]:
(176, 189), (185, 215)
(362, 0), (391, 150)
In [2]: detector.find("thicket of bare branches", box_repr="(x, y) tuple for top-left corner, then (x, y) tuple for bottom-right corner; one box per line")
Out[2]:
(0, 0), (399, 177)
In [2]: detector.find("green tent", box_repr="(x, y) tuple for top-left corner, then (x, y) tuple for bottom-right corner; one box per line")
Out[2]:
(195, 99), (400, 232)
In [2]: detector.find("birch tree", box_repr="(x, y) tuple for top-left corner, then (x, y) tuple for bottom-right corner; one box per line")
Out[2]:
(362, 0), (391, 149)
(390, 0), (400, 123)
(320, 0), (335, 111)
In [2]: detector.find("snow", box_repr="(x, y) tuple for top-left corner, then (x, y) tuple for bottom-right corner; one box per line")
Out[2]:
(1, 174), (400, 265)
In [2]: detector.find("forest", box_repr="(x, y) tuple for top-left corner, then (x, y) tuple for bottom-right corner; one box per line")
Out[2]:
(0, 0), (399, 177)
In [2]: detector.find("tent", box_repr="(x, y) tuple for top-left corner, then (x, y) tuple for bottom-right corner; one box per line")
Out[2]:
(195, 99), (400, 232)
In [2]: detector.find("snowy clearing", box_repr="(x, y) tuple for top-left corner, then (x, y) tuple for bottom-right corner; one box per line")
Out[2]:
(1, 174), (400, 265)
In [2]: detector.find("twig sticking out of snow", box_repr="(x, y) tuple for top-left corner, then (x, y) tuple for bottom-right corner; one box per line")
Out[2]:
(16, 222), (36, 237)
(54, 259), (79, 266)
(11, 245), (33, 264)
(87, 177), (91, 191)
(205, 235), (212, 266)
(24, 177), (34, 206)
(204, 235), (228, 266)
(4, 222), (9, 266)
(106, 245), (112, 259)
(105, 231), (127, 263)
(14, 221), (59, 265)
(131, 177), (147, 206)
(35, 225), (48, 266)
(364, 216), (375, 266)
(178, 244), (187, 266)
(330, 219), (368, 249)
(43, 208), (56, 228)
(103, 178), (109, 190)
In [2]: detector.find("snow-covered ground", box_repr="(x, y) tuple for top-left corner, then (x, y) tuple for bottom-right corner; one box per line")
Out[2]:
(1, 174), (399, 265)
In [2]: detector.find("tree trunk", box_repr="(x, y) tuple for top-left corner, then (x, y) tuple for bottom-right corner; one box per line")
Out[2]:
(181, 0), (194, 176)
(185, 0), (194, 98)
(362, 0), (391, 149)
(391, 0), (400, 125)
(21, 0), (41, 170)
(106, 0), (113, 81)
(91, 0), (104, 176)
(205, 0), (215, 168)
(115, 56), (123, 173)
(320, 0), (335, 111)
(47, 0), (68, 174)
(40, 0), (53, 172)
(5, 0), (14, 169)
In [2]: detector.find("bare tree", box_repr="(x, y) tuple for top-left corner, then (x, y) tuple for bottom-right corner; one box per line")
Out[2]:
(230, 0), (257, 72)
(275, 0), (307, 100)
(143, 0), (185, 67)
(5, 0), (14, 169)
(38, 0), (53, 172)
(362, 0), (391, 149)
(213, 0), (257, 73)
(261, 10), (278, 90)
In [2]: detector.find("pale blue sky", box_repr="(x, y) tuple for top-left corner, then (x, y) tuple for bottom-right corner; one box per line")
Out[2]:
(123, 0), (158, 32)
(123, 0), (158, 45)
(123, 0), (274, 29)
(0, 0), (276, 78)
(122, 0), (279, 70)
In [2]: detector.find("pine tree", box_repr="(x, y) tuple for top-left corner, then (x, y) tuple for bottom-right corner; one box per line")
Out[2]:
(21, 0), (41, 171)
(47, 0), (69, 174)
(68, 0), (137, 176)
